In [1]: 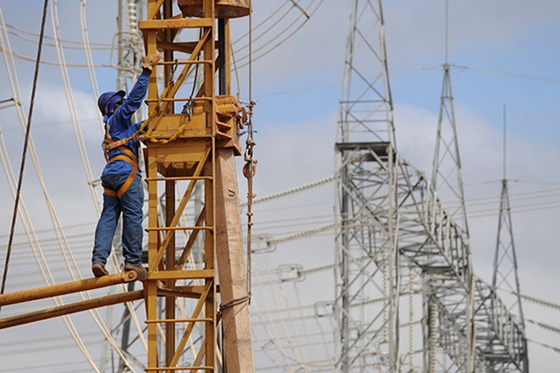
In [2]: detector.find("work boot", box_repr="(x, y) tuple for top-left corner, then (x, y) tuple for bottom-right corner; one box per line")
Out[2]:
(92, 262), (109, 277)
(124, 262), (148, 280)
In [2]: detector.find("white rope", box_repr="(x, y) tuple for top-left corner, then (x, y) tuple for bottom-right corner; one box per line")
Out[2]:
(250, 254), (343, 370)
(0, 6), (103, 368)
(4, 20), (111, 48)
(80, 0), (148, 355)
(264, 255), (303, 369)
(0, 45), (112, 67)
(252, 259), (296, 372)
(292, 283), (320, 365)
(50, 0), (99, 238)
(0, 133), (100, 371)
(279, 282), (310, 368)
(11, 2), (138, 370)
(79, 0), (104, 138)
(234, 0), (292, 46)
(1, 3), (143, 370)
(232, 0), (325, 67)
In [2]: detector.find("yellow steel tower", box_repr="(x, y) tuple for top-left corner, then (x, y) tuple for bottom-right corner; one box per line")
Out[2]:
(138, 0), (253, 372)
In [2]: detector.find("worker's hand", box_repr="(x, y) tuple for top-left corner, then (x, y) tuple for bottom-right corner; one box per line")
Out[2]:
(142, 54), (161, 71)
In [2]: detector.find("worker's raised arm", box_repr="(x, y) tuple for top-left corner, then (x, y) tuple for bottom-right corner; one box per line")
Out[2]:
(114, 54), (161, 124)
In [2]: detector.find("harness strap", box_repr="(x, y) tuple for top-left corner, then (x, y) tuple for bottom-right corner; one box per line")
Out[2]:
(104, 137), (128, 152)
(103, 144), (139, 199)
(101, 80), (173, 198)
(102, 83), (173, 156)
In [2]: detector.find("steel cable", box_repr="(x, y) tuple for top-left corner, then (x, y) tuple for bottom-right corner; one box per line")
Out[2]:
(1, 0), (48, 301)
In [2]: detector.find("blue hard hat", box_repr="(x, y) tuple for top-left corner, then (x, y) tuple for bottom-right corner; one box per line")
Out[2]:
(97, 90), (125, 115)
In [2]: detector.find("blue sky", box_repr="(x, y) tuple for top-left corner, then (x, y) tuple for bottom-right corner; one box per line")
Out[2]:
(0, 1), (559, 372)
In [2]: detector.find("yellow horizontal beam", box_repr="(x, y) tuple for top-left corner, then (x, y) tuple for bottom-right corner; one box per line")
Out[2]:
(144, 176), (212, 182)
(139, 18), (213, 30)
(145, 226), (213, 232)
(0, 290), (144, 329)
(157, 285), (207, 299)
(145, 317), (213, 323)
(149, 269), (214, 280)
(0, 271), (138, 307)
(145, 366), (213, 372)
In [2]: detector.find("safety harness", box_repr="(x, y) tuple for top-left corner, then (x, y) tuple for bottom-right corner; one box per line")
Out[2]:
(101, 81), (176, 198)
(102, 131), (139, 198)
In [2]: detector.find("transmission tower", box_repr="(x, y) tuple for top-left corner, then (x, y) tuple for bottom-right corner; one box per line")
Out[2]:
(334, 1), (528, 373)
(426, 59), (478, 371)
(428, 5), (529, 371)
(334, 0), (401, 371)
(431, 63), (469, 234)
(431, 1), (468, 235)
(491, 107), (528, 372)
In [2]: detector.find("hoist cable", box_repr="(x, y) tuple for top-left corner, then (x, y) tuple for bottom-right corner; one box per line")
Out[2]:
(0, 0), (49, 303)
(244, 1), (257, 298)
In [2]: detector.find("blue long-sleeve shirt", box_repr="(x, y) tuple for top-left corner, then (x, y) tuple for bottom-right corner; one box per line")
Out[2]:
(101, 73), (149, 178)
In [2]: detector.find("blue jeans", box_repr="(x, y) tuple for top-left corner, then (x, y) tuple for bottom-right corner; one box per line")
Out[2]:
(92, 174), (144, 266)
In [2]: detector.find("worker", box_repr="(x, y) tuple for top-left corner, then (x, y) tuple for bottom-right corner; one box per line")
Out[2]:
(91, 53), (161, 277)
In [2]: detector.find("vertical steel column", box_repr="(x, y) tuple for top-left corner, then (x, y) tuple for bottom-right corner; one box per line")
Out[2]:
(203, 2), (217, 371)
(141, 0), (219, 370)
(335, 0), (400, 371)
(139, 1), (252, 371)
(143, 2), (159, 369)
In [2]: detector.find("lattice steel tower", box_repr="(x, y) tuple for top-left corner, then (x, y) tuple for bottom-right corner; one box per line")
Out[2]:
(334, 1), (529, 373)
(334, 0), (400, 371)
(491, 108), (528, 372)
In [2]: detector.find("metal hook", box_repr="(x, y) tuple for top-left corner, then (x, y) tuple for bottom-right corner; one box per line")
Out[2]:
(170, 59), (179, 81)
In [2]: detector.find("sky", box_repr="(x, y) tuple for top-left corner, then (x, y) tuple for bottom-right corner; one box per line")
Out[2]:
(0, 0), (559, 372)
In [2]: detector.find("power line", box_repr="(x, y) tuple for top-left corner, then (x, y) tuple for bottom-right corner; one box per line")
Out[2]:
(527, 338), (560, 355)
(1, 0), (49, 302)
(453, 63), (560, 86)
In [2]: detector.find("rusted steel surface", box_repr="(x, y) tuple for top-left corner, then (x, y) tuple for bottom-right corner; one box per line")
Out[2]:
(0, 271), (138, 307)
(0, 290), (144, 329)
(178, 0), (250, 18)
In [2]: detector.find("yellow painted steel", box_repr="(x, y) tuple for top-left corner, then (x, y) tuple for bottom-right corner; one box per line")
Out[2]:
(0, 271), (141, 330)
(178, 0), (250, 18)
(0, 271), (138, 307)
(0, 290), (144, 330)
(139, 1), (253, 371)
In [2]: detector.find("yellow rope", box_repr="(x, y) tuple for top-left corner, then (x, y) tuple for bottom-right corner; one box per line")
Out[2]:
(105, 82), (189, 150)
(139, 81), (192, 144)
(129, 84), (171, 141)
(141, 113), (190, 144)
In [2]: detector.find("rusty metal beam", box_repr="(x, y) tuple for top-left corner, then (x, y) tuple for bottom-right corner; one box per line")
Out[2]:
(0, 290), (144, 329)
(138, 18), (213, 30)
(0, 271), (138, 307)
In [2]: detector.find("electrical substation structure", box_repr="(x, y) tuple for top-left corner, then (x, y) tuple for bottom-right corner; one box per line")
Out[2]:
(334, 0), (529, 372)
